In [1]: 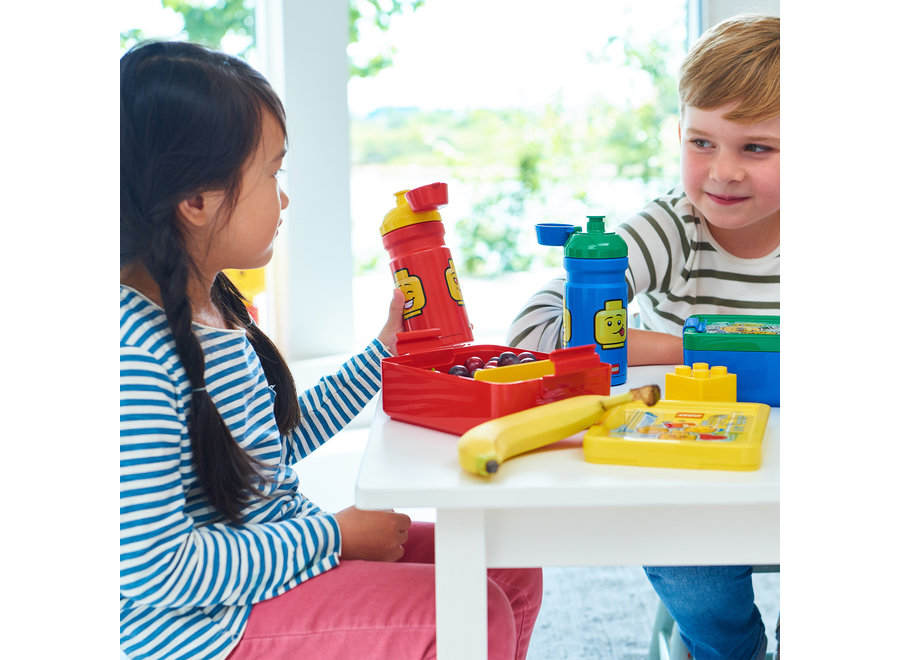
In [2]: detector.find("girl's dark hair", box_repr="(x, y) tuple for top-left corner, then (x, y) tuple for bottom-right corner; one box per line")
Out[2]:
(121, 41), (302, 523)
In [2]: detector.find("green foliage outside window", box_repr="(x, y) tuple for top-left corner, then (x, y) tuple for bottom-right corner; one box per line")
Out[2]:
(121, 1), (683, 278)
(120, 0), (425, 79)
(443, 27), (682, 277)
(349, 0), (425, 78)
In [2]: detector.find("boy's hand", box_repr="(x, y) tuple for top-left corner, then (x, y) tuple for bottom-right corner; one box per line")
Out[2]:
(376, 287), (405, 356)
(335, 506), (411, 562)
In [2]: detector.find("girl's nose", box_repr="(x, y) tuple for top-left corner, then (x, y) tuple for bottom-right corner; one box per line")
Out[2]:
(710, 154), (745, 183)
(280, 188), (290, 210)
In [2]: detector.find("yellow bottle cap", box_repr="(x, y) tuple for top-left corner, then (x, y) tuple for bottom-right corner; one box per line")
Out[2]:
(379, 190), (443, 236)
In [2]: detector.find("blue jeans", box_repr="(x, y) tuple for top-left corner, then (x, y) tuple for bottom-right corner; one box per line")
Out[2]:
(644, 565), (767, 660)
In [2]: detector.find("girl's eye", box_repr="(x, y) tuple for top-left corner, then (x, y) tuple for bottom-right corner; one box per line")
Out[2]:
(275, 168), (285, 178)
(745, 144), (772, 153)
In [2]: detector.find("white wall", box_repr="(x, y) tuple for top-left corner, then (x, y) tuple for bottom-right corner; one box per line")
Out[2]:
(257, 0), (355, 360)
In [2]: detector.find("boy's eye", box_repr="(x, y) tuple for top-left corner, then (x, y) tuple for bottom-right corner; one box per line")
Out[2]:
(745, 144), (771, 153)
(690, 138), (712, 148)
(275, 168), (285, 178)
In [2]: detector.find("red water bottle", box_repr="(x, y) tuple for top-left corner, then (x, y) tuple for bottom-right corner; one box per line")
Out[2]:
(380, 182), (474, 349)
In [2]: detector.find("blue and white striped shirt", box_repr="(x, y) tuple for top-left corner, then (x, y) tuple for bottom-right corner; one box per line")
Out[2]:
(120, 285), (390, 660)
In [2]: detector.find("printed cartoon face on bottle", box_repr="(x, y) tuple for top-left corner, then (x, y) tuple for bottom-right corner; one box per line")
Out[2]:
(594, 299), (626, 349)
(393, 268), (426, 319)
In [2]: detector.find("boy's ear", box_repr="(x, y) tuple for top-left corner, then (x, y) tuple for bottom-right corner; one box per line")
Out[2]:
(176, 192), (222, 228)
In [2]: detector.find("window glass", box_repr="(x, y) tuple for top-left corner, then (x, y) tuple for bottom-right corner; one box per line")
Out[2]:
(349, 0), (687, 344)
(120, 1), (688, 347)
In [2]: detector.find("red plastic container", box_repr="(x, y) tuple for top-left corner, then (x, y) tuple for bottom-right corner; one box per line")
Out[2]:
(379, 183), (612, 435)
(382, 341), (611, 435)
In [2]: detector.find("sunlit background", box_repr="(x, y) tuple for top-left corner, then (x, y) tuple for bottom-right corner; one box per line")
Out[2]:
(120, 0), (686, 349)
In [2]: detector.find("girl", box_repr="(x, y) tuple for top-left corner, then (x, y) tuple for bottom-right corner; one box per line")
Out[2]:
(120, 41), (542, 660)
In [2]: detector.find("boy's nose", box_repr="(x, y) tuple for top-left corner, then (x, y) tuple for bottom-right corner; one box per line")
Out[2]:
(280, 188), (290, 210)
(710, 154), (745, 183)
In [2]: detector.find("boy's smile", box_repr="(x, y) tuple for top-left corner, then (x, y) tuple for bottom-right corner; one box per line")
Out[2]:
(680, 103), (780, 257)
(707, 192), (750, 205)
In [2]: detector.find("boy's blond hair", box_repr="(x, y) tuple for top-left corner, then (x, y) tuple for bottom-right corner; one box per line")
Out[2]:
(679, 14), (779, 123)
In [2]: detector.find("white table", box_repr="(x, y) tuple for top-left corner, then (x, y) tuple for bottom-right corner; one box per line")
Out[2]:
(355, 365), (779, 660)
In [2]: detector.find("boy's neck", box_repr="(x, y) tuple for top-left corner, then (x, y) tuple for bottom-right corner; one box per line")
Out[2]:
(704, 211), (780, 259)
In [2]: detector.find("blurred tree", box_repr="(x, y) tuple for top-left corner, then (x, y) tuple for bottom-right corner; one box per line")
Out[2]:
(120, 1), (683, 279)
(163, 0), (254, 56)
(349, 0), (425, 78)
(450, 25), (682, 276)
(455, 148), (542, 276)
(592, 28), (681, 182)
(120, 0), (425, 78)
(119, 0), (252, 54)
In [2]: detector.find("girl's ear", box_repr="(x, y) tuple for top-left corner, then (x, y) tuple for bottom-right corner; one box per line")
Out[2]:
(177, 192), (224, 228)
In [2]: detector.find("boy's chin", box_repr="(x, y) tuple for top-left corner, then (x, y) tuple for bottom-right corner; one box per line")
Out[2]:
(704, 215), (760, 232)
(698, 204), (779, 232)
(720, 217), (778, 231)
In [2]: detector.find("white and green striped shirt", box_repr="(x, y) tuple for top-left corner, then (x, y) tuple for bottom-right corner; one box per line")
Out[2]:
(506, 187), (780, 351)
(120, 285), (390, 660)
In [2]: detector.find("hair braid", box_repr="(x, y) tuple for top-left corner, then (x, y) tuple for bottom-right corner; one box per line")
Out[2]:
(145, 225), (265, 523)
(215, 274), (302, 434)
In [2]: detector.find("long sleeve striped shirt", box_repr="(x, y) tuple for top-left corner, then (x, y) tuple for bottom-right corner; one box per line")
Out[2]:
(506, 187), (780, 351)
(120, 285), (390, 660)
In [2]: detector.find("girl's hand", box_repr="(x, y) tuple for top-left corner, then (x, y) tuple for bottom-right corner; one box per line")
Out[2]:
(335, 506), (411, 562)
(376, 287), (406, 356)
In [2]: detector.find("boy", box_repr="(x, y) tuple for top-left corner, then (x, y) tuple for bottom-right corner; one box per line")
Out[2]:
(508, 14), (779, 368)
(506, 14), (779, 660)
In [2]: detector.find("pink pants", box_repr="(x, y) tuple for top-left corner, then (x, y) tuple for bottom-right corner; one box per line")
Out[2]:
(227, 521), (542, 660)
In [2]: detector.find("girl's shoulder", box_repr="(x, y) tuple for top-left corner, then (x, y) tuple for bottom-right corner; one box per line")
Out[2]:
(120, 284), (247, 347)
(120, 285), (188, 398)
(120, 284), (255, 389)
(120, 284), (170, 348)
(120, 285), (185, 379)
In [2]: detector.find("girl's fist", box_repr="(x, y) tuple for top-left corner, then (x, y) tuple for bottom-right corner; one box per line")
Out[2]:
(335, 506), (411, 562)
(377, 287), (406, 356)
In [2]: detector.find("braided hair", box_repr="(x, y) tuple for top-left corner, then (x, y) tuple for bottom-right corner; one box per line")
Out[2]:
(121, 41), (302, 523)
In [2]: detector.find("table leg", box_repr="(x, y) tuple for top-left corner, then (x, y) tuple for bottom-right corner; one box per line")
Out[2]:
(435, 508), (487, 660)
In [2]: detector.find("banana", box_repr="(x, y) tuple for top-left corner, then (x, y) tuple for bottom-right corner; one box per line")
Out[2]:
(458, 385), (660, 477)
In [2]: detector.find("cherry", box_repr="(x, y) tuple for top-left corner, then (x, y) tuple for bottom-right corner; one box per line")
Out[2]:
(465, 356), (485, 372)
(498, 351), (519, 366)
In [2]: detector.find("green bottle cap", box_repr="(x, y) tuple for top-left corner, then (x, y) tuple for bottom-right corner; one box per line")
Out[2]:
(564, 216), (628, 258)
